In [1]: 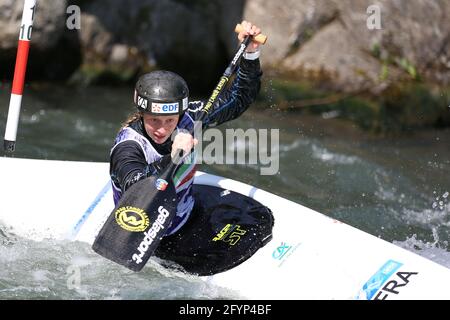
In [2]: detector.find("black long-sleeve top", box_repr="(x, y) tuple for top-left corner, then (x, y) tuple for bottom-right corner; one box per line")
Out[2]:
(110, 58), (262, 194)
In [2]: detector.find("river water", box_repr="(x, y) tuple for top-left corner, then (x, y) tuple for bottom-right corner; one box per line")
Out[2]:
(0, 84), (449, 299)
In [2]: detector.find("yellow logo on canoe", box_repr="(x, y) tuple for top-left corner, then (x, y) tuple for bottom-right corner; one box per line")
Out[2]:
(212, 224), (247, 246)
(115, 206), (150, 232)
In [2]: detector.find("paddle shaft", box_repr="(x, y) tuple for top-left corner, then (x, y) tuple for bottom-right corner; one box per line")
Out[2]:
(173, 34), (257, 163)
(199, 35), (253, 120)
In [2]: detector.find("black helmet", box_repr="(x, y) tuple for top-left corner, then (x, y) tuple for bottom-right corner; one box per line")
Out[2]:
(134, 71), (189, 116)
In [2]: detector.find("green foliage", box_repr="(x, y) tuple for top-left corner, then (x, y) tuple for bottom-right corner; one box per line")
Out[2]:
(261, 78), (317, 102)
(396, 58), (418, 80)
(370, 43), (420, 81)
(259, 77), (450, 133)
(371, 42), (381, 59)
(69, 63), (148, 86)
(379, 62), (389, 82)
(378, 83), (447, 131)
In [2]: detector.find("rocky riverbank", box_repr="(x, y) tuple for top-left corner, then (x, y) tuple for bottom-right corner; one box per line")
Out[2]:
(0, 0), (449, 131)
(262, 74), (450, 133)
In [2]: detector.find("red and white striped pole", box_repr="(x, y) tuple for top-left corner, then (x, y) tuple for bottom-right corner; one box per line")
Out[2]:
(3, 0), (37, 153)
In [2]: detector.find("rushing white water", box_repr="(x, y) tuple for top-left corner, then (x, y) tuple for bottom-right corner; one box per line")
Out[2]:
(1, 85), (449, 298)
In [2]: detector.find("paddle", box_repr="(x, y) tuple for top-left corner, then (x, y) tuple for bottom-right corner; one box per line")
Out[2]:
(92, 24), (267, 272)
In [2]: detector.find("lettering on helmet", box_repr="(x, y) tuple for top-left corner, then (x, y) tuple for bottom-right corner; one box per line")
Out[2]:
(151, 102), (179, 114)
(182, 97), (188, 111)
(137, 95), (148, 110)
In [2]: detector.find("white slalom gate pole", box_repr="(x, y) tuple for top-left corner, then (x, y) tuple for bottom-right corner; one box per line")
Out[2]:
(3, 0), (37, 153)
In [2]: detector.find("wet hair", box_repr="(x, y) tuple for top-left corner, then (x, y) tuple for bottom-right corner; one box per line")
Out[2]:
(120, 112), (142, 131)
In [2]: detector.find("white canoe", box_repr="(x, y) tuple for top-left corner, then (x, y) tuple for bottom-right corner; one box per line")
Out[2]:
(0, 156), (449, 299)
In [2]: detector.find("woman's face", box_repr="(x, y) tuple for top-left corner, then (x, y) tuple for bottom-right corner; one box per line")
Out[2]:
(143, 113), (179, 144)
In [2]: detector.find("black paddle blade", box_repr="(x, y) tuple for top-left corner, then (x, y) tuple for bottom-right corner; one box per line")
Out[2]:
(92, 169), (177, 272)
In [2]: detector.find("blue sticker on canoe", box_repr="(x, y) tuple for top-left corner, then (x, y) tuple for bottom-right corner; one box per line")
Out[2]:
(357, 259), (403, 300)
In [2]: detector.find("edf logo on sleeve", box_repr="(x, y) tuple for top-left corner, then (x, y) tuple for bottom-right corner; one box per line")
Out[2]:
(151, 102), (179, 114)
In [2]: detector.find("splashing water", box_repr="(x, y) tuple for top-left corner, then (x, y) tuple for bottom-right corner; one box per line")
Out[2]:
(0, 228), (237, 300)
(394, 229), (450, 269)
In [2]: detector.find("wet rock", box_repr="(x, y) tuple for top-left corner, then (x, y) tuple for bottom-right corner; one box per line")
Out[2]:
(1, 0), (449, 97)
(0, 0), (80, 80)
(244, 0), (450, 92)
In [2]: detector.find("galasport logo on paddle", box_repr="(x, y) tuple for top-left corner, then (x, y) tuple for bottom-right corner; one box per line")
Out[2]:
(115, 206), (150, 232)
(212, 224), (247, 246)
(155, 178), (168, 191)
(132, 205), (170, 264)
(357, 259), (419, 300)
